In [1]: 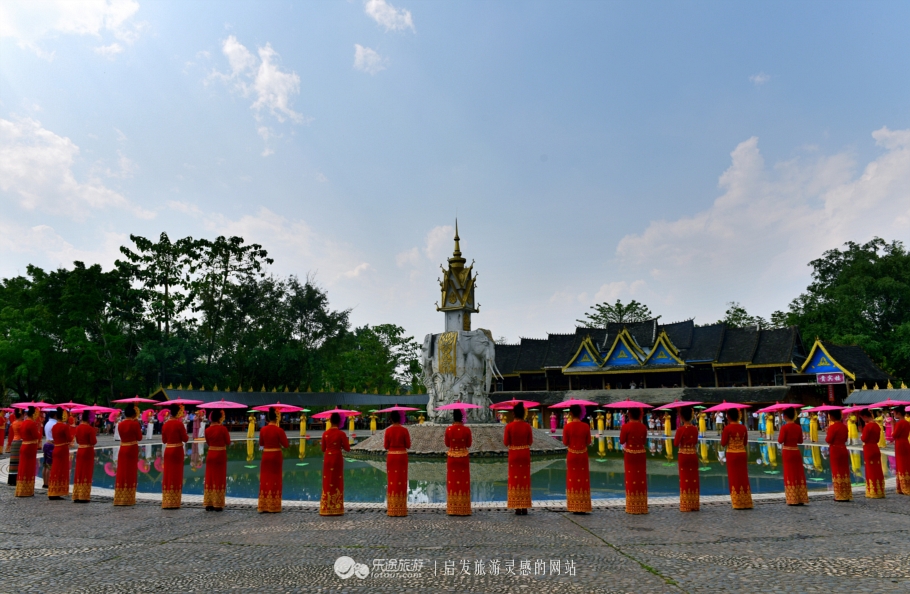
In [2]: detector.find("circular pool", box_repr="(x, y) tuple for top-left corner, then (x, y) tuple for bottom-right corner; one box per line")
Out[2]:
(58, 437), (897, 503)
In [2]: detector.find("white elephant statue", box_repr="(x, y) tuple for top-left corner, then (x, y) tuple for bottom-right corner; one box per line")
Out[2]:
(421, 328), (501, 423)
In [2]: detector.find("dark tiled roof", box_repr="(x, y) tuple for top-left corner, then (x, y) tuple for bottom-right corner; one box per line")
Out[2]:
(542, 333), (577, 367)
(845, 388), (910, 404)
(494, 344), (522, 375)
(717, 327), (760, 364)
(514, 338), (549, 372)
(659, 319), (694, 350)
(822, 342), (893, 383)
(685, 324), (726, 362)
(573, 327), (608, 352)
(750, 327), (793, 365)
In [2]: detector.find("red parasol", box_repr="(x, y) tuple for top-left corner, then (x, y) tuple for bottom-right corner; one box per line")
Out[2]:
(312, 408), (362, 418)
(112, 397), (158, 404)
(702, 401), (751, 413)
(489, 399), (541, 410)
(252, 403), (304, 413)
(548, 399), (599, 409)
(154, 398), (203, 406)
(805, 405), (845, 412)
(434, 402), (482, 411)
(603, 399), (653, 409)
(197, 399), (248, 409)
(656, 400), (703, 410)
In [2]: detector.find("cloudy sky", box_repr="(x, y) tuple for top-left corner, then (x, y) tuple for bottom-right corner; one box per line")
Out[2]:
(1, 1), (909, 343)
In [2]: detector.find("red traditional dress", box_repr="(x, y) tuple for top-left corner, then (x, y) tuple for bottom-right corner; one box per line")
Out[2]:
(620, 419), (648, 514)
(894, 417), (910, 495)
(47, 421), (74, 498)
(0, 414), (5, 453)
(504, 419), (533, 510)
(444, 421), (473, 515)
(113, 418), (143, 505)
(721, 421), (753, 509)
(258, 422), (289, 512)
(673, 423), (700, 512)
(203, 422), (231, 509)
(861, 421), (885, 498)
(384, 423), (411, 516)
(778, 421), (809, 505)
(319, 426), (350, 515)
(7, 418), (23, 485)
(14, 418), (42, 497)
(73, 421), (97, 502)
(562, 419), (592, 513)
(161, 417), (188, 509)
(825, 420), (852, 501)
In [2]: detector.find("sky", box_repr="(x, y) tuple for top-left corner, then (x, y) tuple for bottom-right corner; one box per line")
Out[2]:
(1, 0), (909, 344)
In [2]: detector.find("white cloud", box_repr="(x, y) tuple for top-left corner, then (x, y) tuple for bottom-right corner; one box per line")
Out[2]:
(0, 117), (153, 220)
(0, 0), (144, 59)
(343, 263), (371, 278)
(364, 0), (414, 32)
(0, 220), (127, 277)
(594, 280), (646, 302)
(614, 127), (910, 320)
(396, 247), (420, 267)
(423, 225), (455, 262)
(749, 72), (770, 85)
(353, 44), (388, 75)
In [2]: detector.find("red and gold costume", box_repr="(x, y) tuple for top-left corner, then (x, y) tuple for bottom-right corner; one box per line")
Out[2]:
(778, 421), (809, 505)
(620, 418), (648, 514)
(562, 419), (592, 513)
(673, 423), (700, 512)
(113, 418), (143, 505)
(7, 416), (20, 453)
(258, 422), (289, 512)
(203, 421), (231, 509)
(0, 414), (6, 453)
(73, 421), (97, 501)
(384, 423), (411, 516)
(894, 416), (910, 495)
(825, 420), (852, 501)
(47, 421), (74, 498)
(14, 417), (42, 497)
(319, 426), (350, 515)
(504, 419), (533, 510)
(721, 421), (753, 509)
(861, 421), (885, 498)
(444, 421), (473, 515)
(161, 417), (189, 509)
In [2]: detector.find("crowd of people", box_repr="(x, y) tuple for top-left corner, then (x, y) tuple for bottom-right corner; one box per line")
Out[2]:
(2, 402), (908, 516)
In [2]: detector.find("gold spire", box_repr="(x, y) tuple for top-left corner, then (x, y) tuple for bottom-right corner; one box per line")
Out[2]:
(448, 219), (466, 270)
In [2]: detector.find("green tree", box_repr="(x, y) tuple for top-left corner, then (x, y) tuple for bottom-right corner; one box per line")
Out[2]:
(577, 299), (656, 327)
(716, 301), (766, 328)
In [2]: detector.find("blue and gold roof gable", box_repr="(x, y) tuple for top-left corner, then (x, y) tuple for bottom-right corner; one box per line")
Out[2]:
(799, 339), (855, 380)
(561, 336), (602, 372)
(642, 330), (685, 366)
(602, 328), (644, 367)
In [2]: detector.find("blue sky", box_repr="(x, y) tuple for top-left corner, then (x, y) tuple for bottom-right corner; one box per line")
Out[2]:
(2, 0), (909, 343)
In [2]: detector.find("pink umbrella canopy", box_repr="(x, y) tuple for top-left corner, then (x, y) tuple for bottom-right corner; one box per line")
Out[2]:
(141, 409), (155, 423)
(197, 399), (248, 409)
(842, 405), (868, 414)
(656, 401), (703, 410)
(70, 405), (119, 414)
(604, 399), (653, 409)
(312, 408), (362, 419)
(112, 397), (158, 404)
(866, 398), (910, 408)
(756, 402), (798, 414)
(434, 402), (482, 411)
(548, 399), (599, 409)
(375, 406), (419, 413)
(805, 405), (845, 412)
(489, 399), (541, 410)
(104, 462), (116, 477)
(108, 411), (122, 423)
(157, 409), (170, 423)
(154, 456), (164, 472)
(154, 398), (204, 406)
(702, 402), (751, 413)
(12, 401), (53, 409)
(252, 403), (304, 413)
(55, 401), (84, 410)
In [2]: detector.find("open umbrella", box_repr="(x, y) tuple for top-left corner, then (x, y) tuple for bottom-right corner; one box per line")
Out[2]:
(154, 398), (203, 406)
(11, 401), (53, 409)
(374, 406), (418, 413)
(866, 398), (910, 408)
(197, 399), (247, 409)
(489, 399), (541, 410)
(656, 400), (703, 410)
(108, 411), (121, 423)
(157, 409), (170, 423)
(548, 399), (599, 409)
(112, 397), (158, 404)
(702, 401), (751, 413)
(435, 402), (482, 411)
(70, 405), (119, 413)
(603, 399), (653, 409)
(756, 402), (797, 414)
(55, 401), (84, 410)
(842, 405), (868, 415)
(252, 403), (304, 413)
(312, 408), (362, 418)
(805, 405), (845, 412)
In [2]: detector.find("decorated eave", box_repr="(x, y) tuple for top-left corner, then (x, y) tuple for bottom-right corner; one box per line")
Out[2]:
(799, 340), (855, 380)
(561, 336), (603, 372)
(798, 338), (893, 385)
(641, 330), (685, 366)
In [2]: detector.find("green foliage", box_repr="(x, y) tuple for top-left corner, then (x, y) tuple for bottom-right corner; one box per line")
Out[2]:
(577, 299), (656, 328)
(786, 238), (910, 381)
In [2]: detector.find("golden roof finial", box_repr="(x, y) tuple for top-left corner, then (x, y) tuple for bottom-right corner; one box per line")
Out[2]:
(448, 219), (466, 270)
(453, 219), (461, 257)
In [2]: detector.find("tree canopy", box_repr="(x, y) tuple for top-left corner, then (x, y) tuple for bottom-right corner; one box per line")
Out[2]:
(577, 299), (656, 328)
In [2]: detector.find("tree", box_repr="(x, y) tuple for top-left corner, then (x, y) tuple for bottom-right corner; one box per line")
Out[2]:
(577, 299), (656, 328)
(716, 302), (766, 328)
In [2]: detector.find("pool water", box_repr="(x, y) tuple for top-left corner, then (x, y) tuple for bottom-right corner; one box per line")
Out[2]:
(75, 437), (898, 503)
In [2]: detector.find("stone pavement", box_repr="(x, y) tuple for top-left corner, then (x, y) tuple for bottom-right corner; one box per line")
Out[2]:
(1, 481), (908, 593)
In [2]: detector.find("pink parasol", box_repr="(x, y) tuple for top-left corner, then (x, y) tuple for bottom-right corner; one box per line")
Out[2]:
(141, 409), (155, 423)
(55, 401), (84, 410)
(312, 408), (362, 418)
(154, 456), (164, 472)
(375, 406), (419, 413)
(112, 397), (158, 404)
(548, 399), (599, 409)
(12, 401), (53, 409)
(104, 462), (116, 476)
(866, 398), (910, 408)
(756, 402), (797, 414)
(604, 399), (653, 409)
(842, 405), (868, 414)
(805, 405), (845, 412)
(434, 402), (482, 411)
(157, 409), (170, 423)
(70, 405), (119, 414)
(137, 459), (150, 473)
(108, 411), (122, 423)
(702, 401), (751, 413)
(252, 403), (304, 413)
(489, 399), (541, 410)
(154, 398), (203, 406)
(656, 400), (703, 410)
(197, 399), (247, 409)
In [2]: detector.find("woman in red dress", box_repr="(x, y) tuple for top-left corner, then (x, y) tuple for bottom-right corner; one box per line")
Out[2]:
(778, 407), (809, 505)
(258, 407), (289, 513)
(0, 411), (5, 455)
(7, 409), (23, 485)
(14, 407), (42, 497)
(114, 404), (143, 506)
(203, 409), (231, 511)
(673, 406), (700, 512)
(445, 409), (473, 516)
(47, 414), (74, 499)
(721, 408), (753, 510)
(894, 408), (910, 495)
(860, 409), (885, 498)
(161, 404), (189, 509)
(73, 410), (97, 503)
(825, 409), (852, 502)
(384, 411), (412, 516)
(504, 403), (533, 515)
(620, 407), (648, 514)
(562, 404), (592, 514)
(320, 412), (351, 516)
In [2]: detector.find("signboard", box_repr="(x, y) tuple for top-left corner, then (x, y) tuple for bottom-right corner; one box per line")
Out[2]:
(816, 373), (845, 384)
